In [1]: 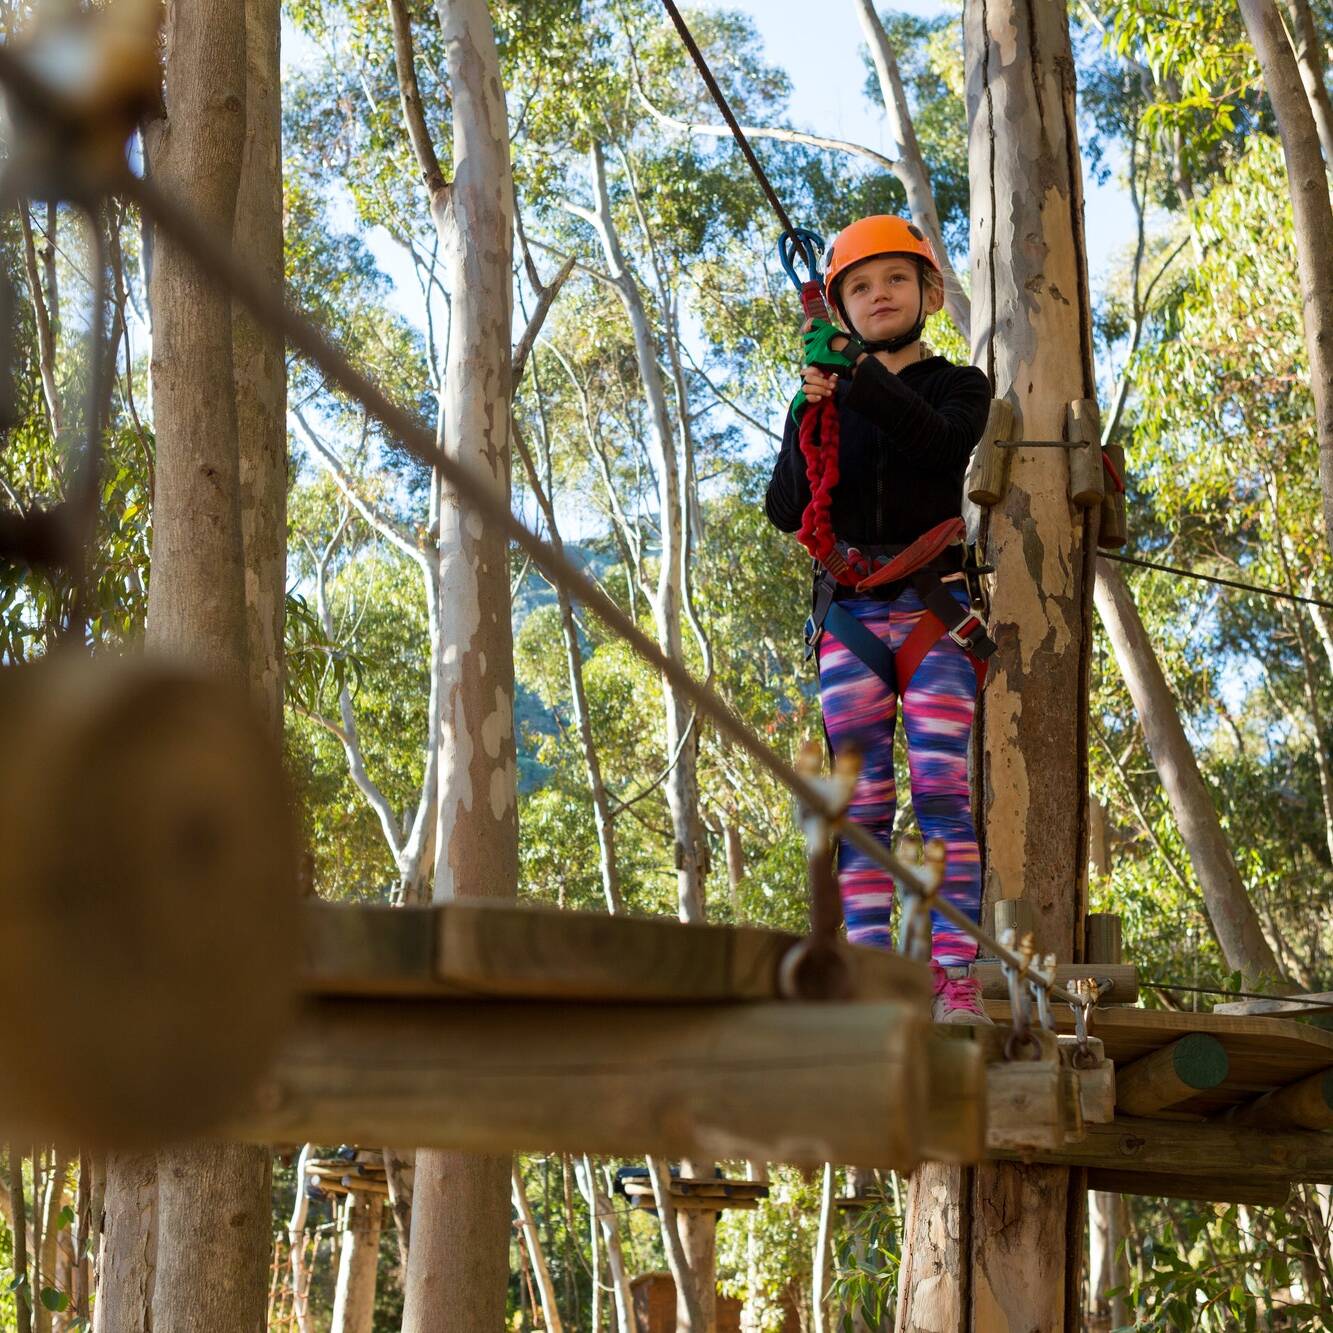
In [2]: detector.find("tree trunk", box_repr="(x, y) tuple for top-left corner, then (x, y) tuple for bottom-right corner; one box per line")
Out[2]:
(235, 0), (287, 728)
(580, 141), (708, 926)
(92, 1152), (155, 1333)
(401, 2), (518, 1330)
(811, 1163), (835, 1333)
(852, 0), (970, 341)
(645, 1156), (706, 1332)
(899, 0), (1096, 1324)
(577, 1156), (635, 1333)
(1093, 561), (1286, 984)
(330, 1193), (382, 1333)
(1239, 0), (1333, 551)
(138, 0), (283, 1321)
(512, 1163), (564, 1333)
(1086, 1191), (1129, 1329)
(34, 1150), (67, 1333)
(677, 1158), (716, 1332)
(1282, 0), (1333, 167)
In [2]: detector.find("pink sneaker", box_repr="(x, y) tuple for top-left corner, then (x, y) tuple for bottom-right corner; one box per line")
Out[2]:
(931, 964), (992, 1025)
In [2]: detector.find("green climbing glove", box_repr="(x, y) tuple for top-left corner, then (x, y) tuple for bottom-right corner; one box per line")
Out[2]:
(790, 320), (861, 424)
(802, 319), (860, 370)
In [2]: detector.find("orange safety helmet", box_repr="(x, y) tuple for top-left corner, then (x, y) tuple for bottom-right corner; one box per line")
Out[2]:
(823, 215), (940, 323)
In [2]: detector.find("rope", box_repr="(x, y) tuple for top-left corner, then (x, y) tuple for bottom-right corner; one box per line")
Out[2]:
(656, 0), (796, 236)
(1100, 551), (1333, 613)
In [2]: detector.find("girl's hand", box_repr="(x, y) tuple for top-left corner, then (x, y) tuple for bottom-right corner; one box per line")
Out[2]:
(800, 364), (839, 403)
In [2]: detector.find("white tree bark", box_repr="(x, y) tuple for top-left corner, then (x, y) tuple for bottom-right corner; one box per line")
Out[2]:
(330, 1193), (382, 1333)
(576, 1156), (635, 1333)
(1093, 560), (1286, 985)
(400, 2), (518, 1328)
(645, 1156), (706, 1332)
(512, 1163), (565, 1333)
(1087, 1191), (1129, 1329)
(1239, 0), (1333, 551)
(569, 141), (708, 925)
(852, 0), (970, 341)
(1282, 0), (1333, 167)
(811, 1163), (835, 1333)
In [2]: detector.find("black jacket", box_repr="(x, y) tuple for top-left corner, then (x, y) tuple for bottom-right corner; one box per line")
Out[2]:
(765, 354), (991, 549)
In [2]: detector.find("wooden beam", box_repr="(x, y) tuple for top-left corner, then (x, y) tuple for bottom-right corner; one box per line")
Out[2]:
(1086, 1169), (1290, 1208)
(992, 1116), (1333, 1183)
(1114, 1034), (1228, 1116)
(221, 998), (969, 1169)
(1213, 992), (1333, 1018)
(303, 902), (933, 1006)
(972, 961), (1138, 1004)
(1084, 913), (1123, 965)
(1231, 1068), (1333, 1131)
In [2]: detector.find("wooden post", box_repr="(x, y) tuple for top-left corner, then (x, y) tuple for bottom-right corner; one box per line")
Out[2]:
(1114, 1034), (1229, 1117)
(1084, 914), (1123, 967)
(898, 0), (1098, 1324)
(1231, 1069), (1333, 1130)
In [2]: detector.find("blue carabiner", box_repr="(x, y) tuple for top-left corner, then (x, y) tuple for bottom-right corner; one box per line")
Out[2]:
(777, 228), (826, 294)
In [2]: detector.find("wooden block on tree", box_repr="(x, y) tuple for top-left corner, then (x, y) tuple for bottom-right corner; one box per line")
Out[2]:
(1067, 398), (1104, 507)
(1230, 1068), (1333, 1131)
(1058, 1036), (1116, 1124)
(991, 897), (1034, 940)
(1086, 1169), (1289, 1208)
(964, 399), (1015, 505)
(1115, 1034), (1228, 1117)
(971, 962), (1138, 1005)
(221, 998), (935, 1170)
(1097, 443), (1128, 549)
(1084, 913), (1123, 965)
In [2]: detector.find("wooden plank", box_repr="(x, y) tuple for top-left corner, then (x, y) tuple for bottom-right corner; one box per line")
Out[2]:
(982, 1002), (1333, 1117)
(918, 1029), (993, 1165)
(972, 962), (1138, 1004)
(1213, 991), (1333, 1018)
(1083, 913), (1123, 965)
(1085, 1169), (1290, 1208)
(1231, 1068), (1333, 1130)
(1115, 1035), (1228, 1116)
(991, 1116), (1333, 1183)
(302, 902), (933, 1007)
(220, 998), (958, 1169)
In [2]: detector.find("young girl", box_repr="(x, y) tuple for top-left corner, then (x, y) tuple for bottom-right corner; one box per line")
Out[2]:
(765, 215), (993, 1022)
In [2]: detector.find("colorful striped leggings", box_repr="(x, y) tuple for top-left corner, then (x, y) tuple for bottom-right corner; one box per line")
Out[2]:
(816, 588), (981, 965)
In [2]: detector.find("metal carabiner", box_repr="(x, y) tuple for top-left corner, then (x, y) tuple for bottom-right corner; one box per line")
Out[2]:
(777, 227), (825, 292)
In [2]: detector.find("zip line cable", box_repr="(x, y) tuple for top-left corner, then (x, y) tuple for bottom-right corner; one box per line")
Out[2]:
(1101, 550), (1333, 613)
(657, 0), (797, 237)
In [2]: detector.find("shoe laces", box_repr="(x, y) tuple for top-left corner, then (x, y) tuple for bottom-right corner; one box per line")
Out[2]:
(940, 976), (983, 1011)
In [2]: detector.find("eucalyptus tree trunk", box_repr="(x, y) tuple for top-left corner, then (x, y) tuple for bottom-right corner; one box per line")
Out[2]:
(580, 141), (708, 926)
(34, 1152), (68, 1333)
(400, 2), (518, 1329)
(646, 1156), (706, 1332)
(1282, 0), (1333, 167)
(1093, 561), (1286, 985)
(287, 1145), (315, 1333)
(852, 0), (969, 341)
(512, 1164), (565, 1333)
(97, 0), (261, 1323)
(1239, 0), (1333, 552)
(898, 0), (1096, 1323)
(330, 1193), (382, 1333)
(576, 1156), (635, 1333)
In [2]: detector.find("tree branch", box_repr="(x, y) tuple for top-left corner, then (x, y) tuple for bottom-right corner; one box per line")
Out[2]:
(385, 0), (448, 203)
(512, 254), (575, 388)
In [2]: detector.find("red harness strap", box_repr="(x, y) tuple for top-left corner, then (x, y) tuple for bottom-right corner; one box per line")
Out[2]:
(895, 602), (990, 695)
(853, 516), (966, 593)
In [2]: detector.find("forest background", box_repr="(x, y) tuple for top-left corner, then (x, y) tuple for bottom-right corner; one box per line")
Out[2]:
(1, 0), (1332, 1327)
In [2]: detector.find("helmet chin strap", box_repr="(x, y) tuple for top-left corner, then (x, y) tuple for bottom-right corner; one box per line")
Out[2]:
(842, 266), (928, 355)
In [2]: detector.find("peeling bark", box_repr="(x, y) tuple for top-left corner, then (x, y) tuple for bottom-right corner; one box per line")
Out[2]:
(330, 1193), (382, 1333)
(400, 2), (517, 1329)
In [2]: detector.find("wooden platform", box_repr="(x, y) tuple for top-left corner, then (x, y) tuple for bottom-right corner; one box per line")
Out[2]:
(304, 901), (931, 1006)
(984, 1000), (1333, 1118)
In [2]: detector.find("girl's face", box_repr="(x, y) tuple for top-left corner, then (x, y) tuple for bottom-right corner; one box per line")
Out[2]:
(839, 254), (943, 341)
